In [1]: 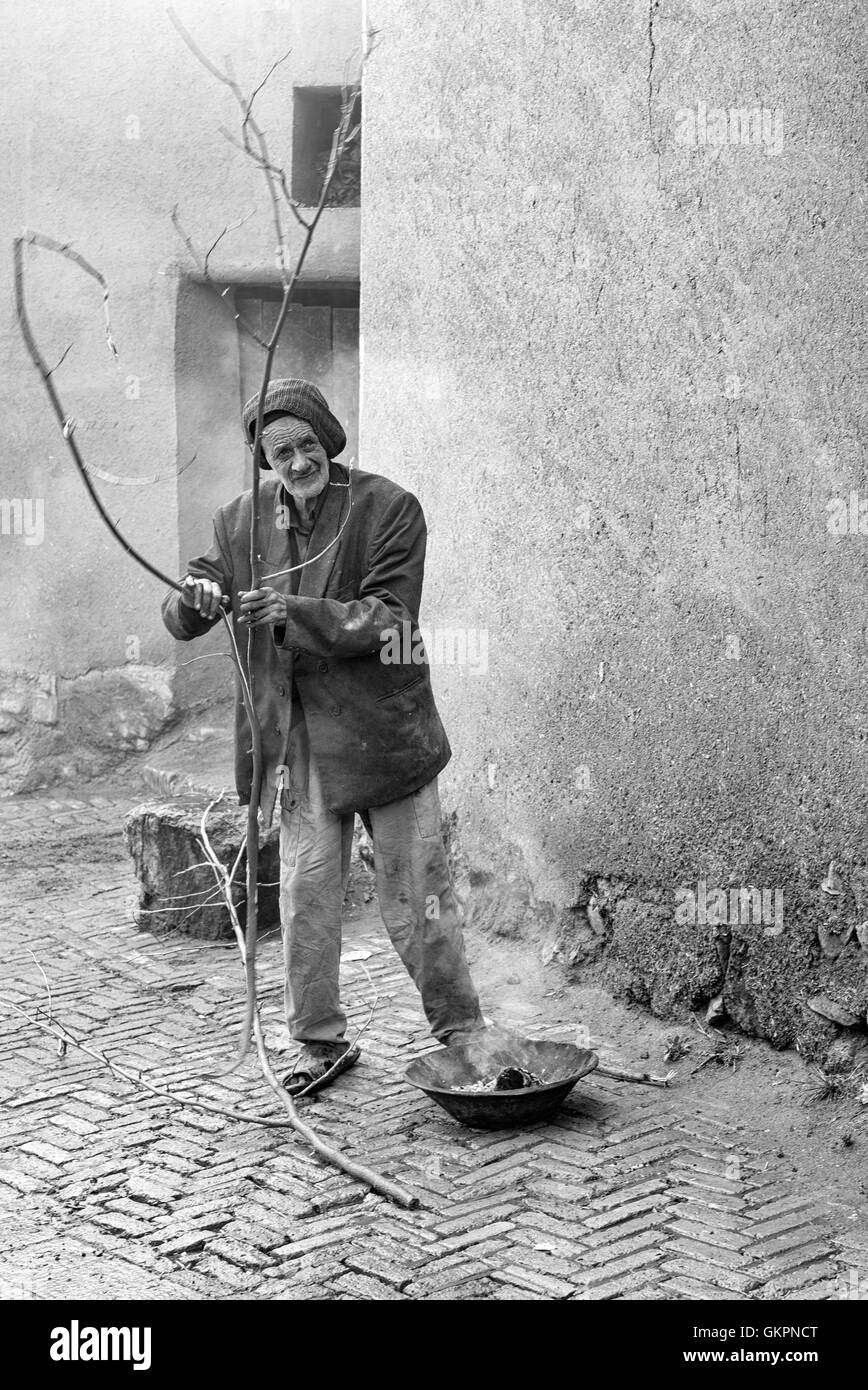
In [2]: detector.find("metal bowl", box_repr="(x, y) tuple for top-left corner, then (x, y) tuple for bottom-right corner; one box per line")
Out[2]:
(405, 1032), (599, 1130)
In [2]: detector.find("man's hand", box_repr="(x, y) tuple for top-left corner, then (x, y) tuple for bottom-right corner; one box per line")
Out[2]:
(239, 587), (288, 628)
(180, 576), (224, 619)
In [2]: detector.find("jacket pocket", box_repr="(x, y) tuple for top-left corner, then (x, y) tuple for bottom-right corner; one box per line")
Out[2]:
(375, 673), (425, 703)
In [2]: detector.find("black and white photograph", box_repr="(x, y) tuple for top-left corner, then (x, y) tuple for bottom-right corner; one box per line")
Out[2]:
(0, 0), (866, 1346)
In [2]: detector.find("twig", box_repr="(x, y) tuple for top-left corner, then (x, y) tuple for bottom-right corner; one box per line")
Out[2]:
(217, 128), (308, 230)
(47, 342), (73, 377)
(170, 205), (268, 347)
(595, 1063), (675, 1088)
(203, 208), (256, 276)
(82, 449), (199, 487)
(168, 9), (291, 284)
(178, 651), (236, 668)
(690, 1010), (712, 1038)
(22, 948), (53, 1026)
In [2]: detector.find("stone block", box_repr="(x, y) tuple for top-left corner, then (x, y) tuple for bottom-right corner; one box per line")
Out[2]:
(123, 797), (280, 940)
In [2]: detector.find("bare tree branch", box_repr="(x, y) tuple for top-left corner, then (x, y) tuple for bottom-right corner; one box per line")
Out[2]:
(171, 205), (268, 347)
(197, 798), (417, 1206)
(13, 233), (182, 594)
(203, 208), (256, 276)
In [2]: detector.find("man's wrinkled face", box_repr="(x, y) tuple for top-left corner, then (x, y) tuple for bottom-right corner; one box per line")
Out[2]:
(260, 414), (330, 503)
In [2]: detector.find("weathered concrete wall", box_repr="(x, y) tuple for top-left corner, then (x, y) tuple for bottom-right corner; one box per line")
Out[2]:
(0, 0), (360, 789)
(361, 0), (868, 1053)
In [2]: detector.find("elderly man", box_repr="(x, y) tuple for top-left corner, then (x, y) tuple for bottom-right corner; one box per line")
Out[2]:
(162, 379), (484, 1093)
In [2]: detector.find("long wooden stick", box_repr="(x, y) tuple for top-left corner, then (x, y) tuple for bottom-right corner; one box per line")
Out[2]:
(198, 801), (418, 1207)
(167, 7), (361, 1068)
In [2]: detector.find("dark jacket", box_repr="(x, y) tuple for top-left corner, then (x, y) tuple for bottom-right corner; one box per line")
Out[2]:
(161, 462), (451, 822)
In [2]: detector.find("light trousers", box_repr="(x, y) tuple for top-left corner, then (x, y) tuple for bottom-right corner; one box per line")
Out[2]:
(279, 719), (484, 1044)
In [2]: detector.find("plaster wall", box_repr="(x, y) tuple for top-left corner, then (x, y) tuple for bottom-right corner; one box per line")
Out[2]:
(360, 0), (868, 1049)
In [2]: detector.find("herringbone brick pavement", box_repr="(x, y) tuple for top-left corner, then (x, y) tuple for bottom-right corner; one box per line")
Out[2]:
(0, 791), (864, 1301)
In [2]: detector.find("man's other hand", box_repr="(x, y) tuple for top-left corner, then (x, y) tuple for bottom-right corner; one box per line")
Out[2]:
(239, 587), (288, 628)
(180, 576), (224, 619)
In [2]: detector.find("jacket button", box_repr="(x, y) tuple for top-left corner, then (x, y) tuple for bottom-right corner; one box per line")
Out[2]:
(318, 660), (329, 673)
(278, 685), (286, 697)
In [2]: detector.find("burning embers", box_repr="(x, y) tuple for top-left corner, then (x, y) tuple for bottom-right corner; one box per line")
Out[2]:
(451, 1065), (542, 1093)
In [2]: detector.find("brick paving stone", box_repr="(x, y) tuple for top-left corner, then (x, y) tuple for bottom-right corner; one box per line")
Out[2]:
(573, 1266), (657, 1300)
(453, 1152), (534, 1185)
(436, 1276), (500, 1301)
(490, 1265), (575, 1298)
(272, 1226), (364, 1261)
(441, 1221), (516, 1251)
(752, 1223), (825, 1259)
(491, 1281), (548, 1300)
(20, 1140), (73, 1165)
(269, 1282), (332, 1299)
(15, 1154), (63, 1181)
(0, 1168), (43, 1194)
(156, 1230), (211, 1256)
(661, 1256), (757, 1295)
(194, 1255), (261, 1290)
(434, 1201), (517, 1235)
(583, 1209), (669, 1248)
(758, 1260), (839, 1297)
(205, 1237), (271, 1270)
(748, 1208), (824, 1241)
(503, 1245), (578, 1279)
(748, 1194), (816, 1223)
(125, 1174), (183, 1204)
(584, 1227), (664, 1266)
(531, 1179), (591, 1204)
(402, 1265), (489, 1296)
(574, 1244), (660, 1284)
(583, 1194), (669, 1231)
(91, 1212), (154, 1237)
(665, 1234), (752, 1271)
(515, 1209), (576, 1238)
(217, 1219), (290, 1252)
(660, 1275), (746, 1300)
(666, 1217), (749, 1251)
(590, 1177), (668, 1208)
(49, 1112), (101, 1137)
(341, 1249), (413, 1288)
(332, 1272), (409, 1299)
(754, 1241), (835, 1282)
